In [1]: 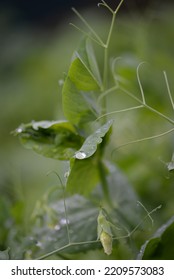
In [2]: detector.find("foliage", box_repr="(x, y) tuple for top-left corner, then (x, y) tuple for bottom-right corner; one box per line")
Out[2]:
(1, 0), (174, 259)
(138, 216), (174, 260)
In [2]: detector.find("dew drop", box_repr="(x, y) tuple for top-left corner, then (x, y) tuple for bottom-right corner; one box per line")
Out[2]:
(75, 151), (86, 159)
(60, 218), (69, 225)
(58, 79), (64, 86)
(17, 128), (23, 133)
(54, 224), (61, 231)
(64, 170), (70, 178)
(36, 241), (43, 248)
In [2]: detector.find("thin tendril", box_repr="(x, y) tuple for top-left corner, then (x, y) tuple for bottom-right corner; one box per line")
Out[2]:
(72, 8), (105, 47)
(112, 127), (174, 155)
(47, 171), (71, 244)
(97, 85), (119, 105)
(69, 23), (103, 46)
(137, 62), (147, 104)
(113, 204), (162, 241)
(120, 86), (174, 125)
(111, 56), (122, 85)
(98, 1), (114, 14)
(163, 71), (174, 111)
(96, 105), (143, 121)
(137, 201), (154, 226)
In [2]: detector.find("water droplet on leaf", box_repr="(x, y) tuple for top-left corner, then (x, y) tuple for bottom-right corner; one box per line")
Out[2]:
(17, 128), (23, 133)
(60, 218), (69, 225)
(75, 151), (86, 159)
(64, 170), (70, 178)
(36, 241), (43, 248)
(54, 224), (61, 231)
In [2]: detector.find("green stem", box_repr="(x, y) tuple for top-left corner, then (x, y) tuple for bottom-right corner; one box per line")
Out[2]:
(37, 240), (98, 260)
(103, 12), (116, 89)
(98, 160), (111, 207)
(101, 1), (123, 118)
(101, 14), (116, 120)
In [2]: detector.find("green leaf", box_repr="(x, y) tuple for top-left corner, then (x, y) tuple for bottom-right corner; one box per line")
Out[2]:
(66, 120), (113, 195)
(74, 120), (113, 159)
(76, 38), (102, 89)
(30, 195), (100, 259)
(137, 216), (174, 260)
(0, 248), (10, 260)
(68, 58), (99, 91)
(66, 155), (100, 195)
(97, 163), (141, 230)
(62, 38), (102, 129)
(62, 77), (97, 128)
(13, 120), (83, 160)
(32, 164), (140, 259)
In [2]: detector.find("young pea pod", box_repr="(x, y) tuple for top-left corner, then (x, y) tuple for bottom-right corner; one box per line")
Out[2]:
(97, 209), (113, 255)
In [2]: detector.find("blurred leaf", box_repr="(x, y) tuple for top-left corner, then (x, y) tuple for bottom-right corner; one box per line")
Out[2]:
(0, 248), (10, 260)
(31, 164), (140, 259)
(95, 163), (141, 231)
(13, 120), (83, 160)
(113, 54), (140, 90)
(30, 195), (99, 259)
(137, 216), (174, 260)
(75, 120), (113, 159)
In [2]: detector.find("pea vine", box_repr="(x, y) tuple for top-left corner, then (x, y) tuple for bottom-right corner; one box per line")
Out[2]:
(11, 0), (174, 260)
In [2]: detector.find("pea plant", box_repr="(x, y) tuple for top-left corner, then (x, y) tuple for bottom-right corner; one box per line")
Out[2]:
(9, 0), (174, 260)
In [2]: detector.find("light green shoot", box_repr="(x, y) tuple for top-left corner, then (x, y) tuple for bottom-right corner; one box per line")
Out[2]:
(97, 208), (113, 255)
(97, 209), (112, 238)
(97, 208), (121, 255)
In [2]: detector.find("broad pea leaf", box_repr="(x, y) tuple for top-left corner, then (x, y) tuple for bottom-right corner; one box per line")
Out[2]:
(68, 58), (99, 92)
(62, 77), (97, 129)
(66, 155), (100, 195)
(32, 164), (140, 259)
(13, 120), (83, 160)
(66, 120), (113, 195)
(137, 216), (174, 260)
(69, 37), (102, 91)
(7, 164), (141, 259)
(62, 38), (102, 129)
(74, 119), (113, 159)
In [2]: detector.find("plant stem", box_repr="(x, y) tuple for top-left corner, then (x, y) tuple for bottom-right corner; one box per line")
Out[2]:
(97, 160), (112, 207)
(101, 14), (116, 120)
(103, 12), (116, 90)
(101, 1), (123, 117)
(163, 71), (174, 111)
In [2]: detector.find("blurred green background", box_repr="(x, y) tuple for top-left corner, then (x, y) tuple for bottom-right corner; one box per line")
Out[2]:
(0, 0), (174, 259)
